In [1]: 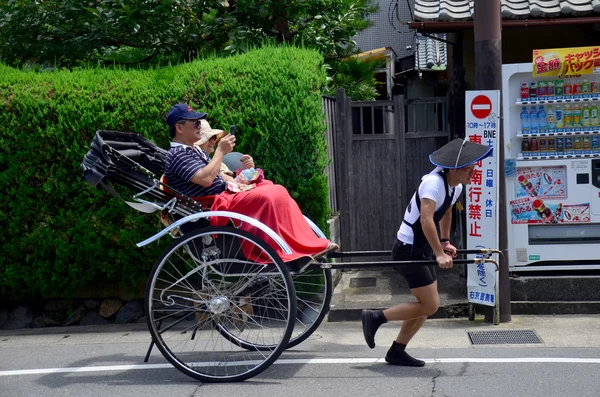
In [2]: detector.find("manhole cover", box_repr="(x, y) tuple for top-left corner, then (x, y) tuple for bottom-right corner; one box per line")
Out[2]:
(349, 277), (376, 288)
(468, 330), (542, 345)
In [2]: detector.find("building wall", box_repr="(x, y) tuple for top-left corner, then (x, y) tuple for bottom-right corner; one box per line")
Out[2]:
(353, 0), (416, 58)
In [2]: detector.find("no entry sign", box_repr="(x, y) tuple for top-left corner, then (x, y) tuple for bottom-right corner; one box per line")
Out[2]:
(470, 95), (492, 119)
(465, 90), (499, 309)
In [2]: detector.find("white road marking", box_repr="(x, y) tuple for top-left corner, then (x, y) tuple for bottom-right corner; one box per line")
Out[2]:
(2, 357), (600, 377)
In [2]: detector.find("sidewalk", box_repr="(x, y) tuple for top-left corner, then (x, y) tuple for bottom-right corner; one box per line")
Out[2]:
(328, 265), (600, 322)
(329, 265), (470, 322)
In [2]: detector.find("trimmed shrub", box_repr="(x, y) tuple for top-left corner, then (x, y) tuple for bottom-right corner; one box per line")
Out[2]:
(0, 46), (329, 300)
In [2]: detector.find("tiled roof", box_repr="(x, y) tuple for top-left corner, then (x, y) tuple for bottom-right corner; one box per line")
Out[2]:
(414, 0), (600, 21)
(417, 34), (448, 70)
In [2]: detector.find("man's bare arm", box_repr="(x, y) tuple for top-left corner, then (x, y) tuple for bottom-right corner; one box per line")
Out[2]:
(439, 205), (453, 241)
(420, 198), (445, 257)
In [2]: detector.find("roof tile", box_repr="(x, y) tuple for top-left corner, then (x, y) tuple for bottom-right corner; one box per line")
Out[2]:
(414, 0), (600, 20)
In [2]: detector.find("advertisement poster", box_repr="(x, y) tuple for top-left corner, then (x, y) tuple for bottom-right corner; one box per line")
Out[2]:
(510, 197), (562, 224)
(563, 203), (591, 223)
(515, 166), (566, 200)
(465, 90), (499, 308)
(533, 46), (600, 77)
(510, 197), (591, 224)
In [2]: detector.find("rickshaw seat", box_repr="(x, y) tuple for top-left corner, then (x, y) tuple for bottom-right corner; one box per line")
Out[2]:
(159, 175), (216, 209)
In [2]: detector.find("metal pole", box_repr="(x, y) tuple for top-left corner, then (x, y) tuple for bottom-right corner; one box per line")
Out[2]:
(474, 0), (511, 323)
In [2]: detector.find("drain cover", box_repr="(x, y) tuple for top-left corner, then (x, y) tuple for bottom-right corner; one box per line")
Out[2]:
(349, 277), (376, 288)
(468, 330), (542, 345)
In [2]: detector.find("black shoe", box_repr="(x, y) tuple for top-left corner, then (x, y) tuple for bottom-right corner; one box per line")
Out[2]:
(362, 309), (381, 349)
(384, 350), (425, 367)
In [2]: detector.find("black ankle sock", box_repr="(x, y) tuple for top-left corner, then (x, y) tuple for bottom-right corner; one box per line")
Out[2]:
(390, 341), (406, 352)
(373, 310), (387, 326)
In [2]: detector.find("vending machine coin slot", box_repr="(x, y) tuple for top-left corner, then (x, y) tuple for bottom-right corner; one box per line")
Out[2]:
(577, 173), (590, 184)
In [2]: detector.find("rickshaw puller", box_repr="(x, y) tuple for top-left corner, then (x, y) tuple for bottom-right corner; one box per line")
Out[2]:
(362, 138), (493, 366)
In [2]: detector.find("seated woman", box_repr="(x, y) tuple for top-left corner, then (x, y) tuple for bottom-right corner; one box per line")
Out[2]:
(164, 103), (336, 263)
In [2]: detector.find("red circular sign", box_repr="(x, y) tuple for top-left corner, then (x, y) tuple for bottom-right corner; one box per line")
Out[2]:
(471, 95), (492, 119)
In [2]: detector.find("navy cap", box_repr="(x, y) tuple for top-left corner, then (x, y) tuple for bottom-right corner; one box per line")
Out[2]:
(166, 103), (207, 127)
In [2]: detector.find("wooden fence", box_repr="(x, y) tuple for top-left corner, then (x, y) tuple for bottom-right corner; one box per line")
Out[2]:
(322, 89), (450, 252)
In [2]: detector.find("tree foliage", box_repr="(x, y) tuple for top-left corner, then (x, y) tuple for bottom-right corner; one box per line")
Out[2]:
(0, 0), (377, 67)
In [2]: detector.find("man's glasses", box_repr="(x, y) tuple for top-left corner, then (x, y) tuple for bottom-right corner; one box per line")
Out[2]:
(177, 119), (202, 128)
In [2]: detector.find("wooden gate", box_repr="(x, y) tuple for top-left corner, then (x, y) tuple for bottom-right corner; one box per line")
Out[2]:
(324, 89), (450, 252)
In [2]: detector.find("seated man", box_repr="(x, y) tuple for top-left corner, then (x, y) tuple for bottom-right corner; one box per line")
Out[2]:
(164, 103), (336, 263)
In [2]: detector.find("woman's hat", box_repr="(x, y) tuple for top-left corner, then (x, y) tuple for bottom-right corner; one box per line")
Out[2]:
(197, 120), (225, 145)
(429, 138), (493, 169)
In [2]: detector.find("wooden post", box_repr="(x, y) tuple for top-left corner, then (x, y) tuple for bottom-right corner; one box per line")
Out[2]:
(394, 95), (408, 213)
(334, 89), (351, 252)
(474, 0), (511, 323)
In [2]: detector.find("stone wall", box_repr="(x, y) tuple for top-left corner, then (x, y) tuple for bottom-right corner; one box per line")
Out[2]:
(0, 298), (145, 330)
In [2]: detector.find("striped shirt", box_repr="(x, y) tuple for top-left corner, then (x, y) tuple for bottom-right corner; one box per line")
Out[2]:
(164, 142), (225, 198)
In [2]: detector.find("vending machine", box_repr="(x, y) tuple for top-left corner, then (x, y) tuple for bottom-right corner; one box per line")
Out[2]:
(502, 57), (600, 272)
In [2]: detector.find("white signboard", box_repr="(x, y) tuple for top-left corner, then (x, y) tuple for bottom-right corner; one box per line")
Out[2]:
(465, 90), (500, 307)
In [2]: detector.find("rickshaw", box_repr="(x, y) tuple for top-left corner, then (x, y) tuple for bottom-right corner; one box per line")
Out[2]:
(81, 130), (499, 383)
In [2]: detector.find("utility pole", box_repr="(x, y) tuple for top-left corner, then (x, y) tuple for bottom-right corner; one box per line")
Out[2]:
(474, 0), (511, 323)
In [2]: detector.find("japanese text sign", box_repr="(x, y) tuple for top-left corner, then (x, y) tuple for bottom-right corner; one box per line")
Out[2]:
(533, 46), (600, 77)
(465, 90), (499, 307)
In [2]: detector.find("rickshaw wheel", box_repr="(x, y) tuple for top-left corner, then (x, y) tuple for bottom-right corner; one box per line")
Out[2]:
(217, 266), (332, 351)
(145, 226), (297, 383)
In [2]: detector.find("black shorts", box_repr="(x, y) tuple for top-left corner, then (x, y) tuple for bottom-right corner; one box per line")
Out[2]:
(391, 239), (437, 289)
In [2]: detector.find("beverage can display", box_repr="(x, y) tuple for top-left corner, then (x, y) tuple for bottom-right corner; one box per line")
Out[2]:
(591, 104), (599, 127)
(547, 137), (556, 152)
(582, 104), (591, 127)
(529, 82), (538, 98)
(582, 79), (590, 93)
(538, 137), (548, 151)
(591, 81), (599, 94)
(521, 83), (529, 99)
(538, 106), (547, 130)
(564, 81), (572, 96)
(591, 135), (600, 150)
(556, 137), (565, 152)
(555, 105), (564, 128)
(546, 105), (556, 129)
(573, 80), (582, 95)
(573, 104), (582, 126)
(530, 106), (539, 131)
(565, 137), (573, 151)
(563, 104), (573, 127)
(547, 80), (555, 96)
(520, 106), (530, 131)
(538, 81), (548, 97)
(521, 138), (529, 152)
(574, 136), (583, 150)
(555, 80), (564, 96)
(529, 137), (539, 151)
(583, 136), (591, 150)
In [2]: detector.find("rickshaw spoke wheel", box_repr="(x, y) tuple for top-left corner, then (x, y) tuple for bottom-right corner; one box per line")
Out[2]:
(145, 226), (296, 383)
(217, 266), (332, 351)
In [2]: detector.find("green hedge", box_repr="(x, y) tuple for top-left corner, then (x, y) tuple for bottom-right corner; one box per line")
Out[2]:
(0, 46), (330, 301)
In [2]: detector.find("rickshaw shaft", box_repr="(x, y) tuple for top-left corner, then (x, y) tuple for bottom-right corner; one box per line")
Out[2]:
(305, 259), (483, 271)
(327, 249), (496, 259)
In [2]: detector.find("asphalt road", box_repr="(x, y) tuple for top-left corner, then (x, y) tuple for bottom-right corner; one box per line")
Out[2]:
(1, 318), (600, 397)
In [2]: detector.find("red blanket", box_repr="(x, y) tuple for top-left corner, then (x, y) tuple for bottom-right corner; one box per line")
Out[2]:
(210, 180), (330, 263)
